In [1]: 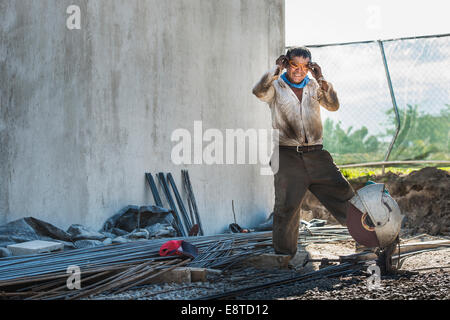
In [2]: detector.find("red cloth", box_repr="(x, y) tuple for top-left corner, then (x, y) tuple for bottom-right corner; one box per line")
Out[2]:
(159, 240), (184, 257)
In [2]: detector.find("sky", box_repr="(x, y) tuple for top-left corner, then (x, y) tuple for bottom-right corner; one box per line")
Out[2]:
(286, 0), (450, 46)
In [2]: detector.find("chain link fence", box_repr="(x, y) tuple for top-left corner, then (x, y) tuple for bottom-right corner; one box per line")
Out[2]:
(288, 34), (450, 166)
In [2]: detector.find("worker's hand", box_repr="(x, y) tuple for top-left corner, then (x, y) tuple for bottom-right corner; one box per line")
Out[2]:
(276, 55), (288, 68)
(275, 55), (288, 76)
(308, 62), (323, 80)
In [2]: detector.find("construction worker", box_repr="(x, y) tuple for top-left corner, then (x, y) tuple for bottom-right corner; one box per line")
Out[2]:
(252, 47), (355, 257)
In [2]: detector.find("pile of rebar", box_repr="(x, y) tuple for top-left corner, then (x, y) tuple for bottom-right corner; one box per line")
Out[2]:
(195, 238), (450, 300)
(298, 225), (353, 243)
(0, 226), (353, 300)
(195, 261), (367, 300)
(146, 170), (203, 237)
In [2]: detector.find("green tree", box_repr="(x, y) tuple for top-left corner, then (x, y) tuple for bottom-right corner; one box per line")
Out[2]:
(383, 104), (450, 160)
(323, 118), (381, 154)
(322, 103), (449, 164)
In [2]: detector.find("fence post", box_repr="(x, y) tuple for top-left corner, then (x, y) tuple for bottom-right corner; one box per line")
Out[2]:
(377, 40), (401, 174)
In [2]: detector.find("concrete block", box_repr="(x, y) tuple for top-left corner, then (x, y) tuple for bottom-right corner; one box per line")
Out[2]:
(148, 267), (191, 284)
(188, 268), (207, 282)
(289, 250), (309, 268)
(145, 267), (209, 284)
(243, 253), (291, 269)
(7, 240), (64, 256)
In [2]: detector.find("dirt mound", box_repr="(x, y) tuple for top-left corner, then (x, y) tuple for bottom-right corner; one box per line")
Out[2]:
(300, 167), (450, 236)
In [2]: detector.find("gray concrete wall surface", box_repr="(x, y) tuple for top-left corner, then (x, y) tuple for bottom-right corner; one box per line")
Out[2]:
(0, 0), (285, 234)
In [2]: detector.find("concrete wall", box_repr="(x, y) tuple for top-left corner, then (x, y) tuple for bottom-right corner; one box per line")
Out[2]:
(0, 0), (285, 234)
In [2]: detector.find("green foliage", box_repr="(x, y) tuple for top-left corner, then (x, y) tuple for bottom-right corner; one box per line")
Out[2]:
(341, 166), (450, 180)
(323, 118), (381, 154)
(383, 104), (450, 160)
(323, 103), (450, 164)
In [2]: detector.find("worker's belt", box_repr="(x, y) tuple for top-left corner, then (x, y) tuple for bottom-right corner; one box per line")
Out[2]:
(279, 144), (323, 153)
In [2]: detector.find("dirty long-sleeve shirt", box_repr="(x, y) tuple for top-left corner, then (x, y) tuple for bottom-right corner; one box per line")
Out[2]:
(252, 66), (340, 146)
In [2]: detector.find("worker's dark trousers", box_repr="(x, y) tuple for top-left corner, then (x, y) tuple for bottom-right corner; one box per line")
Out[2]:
(272, 148), (355, 257)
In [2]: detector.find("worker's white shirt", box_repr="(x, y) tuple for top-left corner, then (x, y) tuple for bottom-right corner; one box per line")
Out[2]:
(252, 66), (340, 147)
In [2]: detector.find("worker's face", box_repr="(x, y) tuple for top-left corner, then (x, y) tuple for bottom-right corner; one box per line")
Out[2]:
(286, 55), (310, 84)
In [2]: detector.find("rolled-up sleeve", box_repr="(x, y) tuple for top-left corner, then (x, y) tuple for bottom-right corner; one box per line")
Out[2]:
(252, 66), (280, 104)
(317, 81), (340, 111)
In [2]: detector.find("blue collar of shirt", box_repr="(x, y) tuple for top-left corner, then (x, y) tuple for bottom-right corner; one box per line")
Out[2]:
(281, 72), (310, 88)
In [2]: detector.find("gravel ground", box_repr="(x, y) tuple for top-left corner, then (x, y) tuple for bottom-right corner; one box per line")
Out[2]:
(87, 266), (296, 300)
(279, 270), (450, 300)
(85, 238), (450, 300)
(229, 246), (450, 300)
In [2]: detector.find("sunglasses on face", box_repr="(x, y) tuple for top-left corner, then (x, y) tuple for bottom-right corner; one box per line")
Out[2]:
(288, 60), (309, 71)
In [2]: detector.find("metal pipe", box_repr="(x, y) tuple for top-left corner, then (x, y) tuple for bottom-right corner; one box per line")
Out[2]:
(167, 172), (192, 232)
(183, 170), (204, 235)
(378, 40), (401, 174)
(339, 160), (450, 168)
(157, 172), (187, 237)
(145, 173), (163, 207)
(181, 171), (196, 230)
(288, 33), (450, 49)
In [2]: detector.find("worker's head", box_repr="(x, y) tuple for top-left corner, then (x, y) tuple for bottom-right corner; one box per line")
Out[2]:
(285, 47), (311, 84)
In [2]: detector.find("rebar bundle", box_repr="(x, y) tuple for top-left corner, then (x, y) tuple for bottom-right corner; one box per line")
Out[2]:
(0, 227), (353, 300)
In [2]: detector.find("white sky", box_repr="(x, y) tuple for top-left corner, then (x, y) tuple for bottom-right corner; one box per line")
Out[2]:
(286, 0), (450, 46)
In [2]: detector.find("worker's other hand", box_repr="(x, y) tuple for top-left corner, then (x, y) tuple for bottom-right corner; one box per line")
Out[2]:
(275, 55), (288, 76)
(308, 62), (323, 80)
